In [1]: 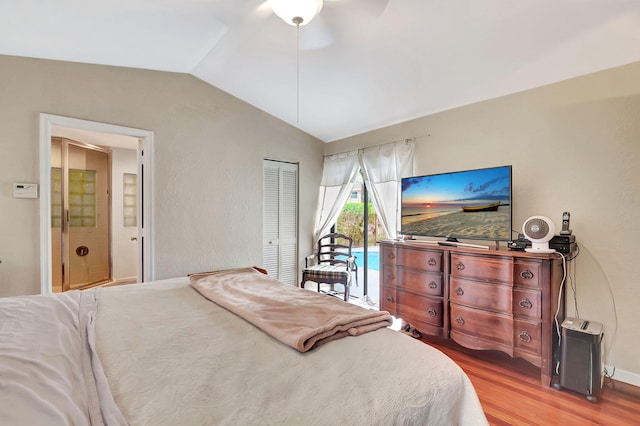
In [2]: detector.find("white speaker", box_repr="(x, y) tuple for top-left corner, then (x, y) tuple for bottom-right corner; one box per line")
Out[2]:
(522, 216), (556, 253)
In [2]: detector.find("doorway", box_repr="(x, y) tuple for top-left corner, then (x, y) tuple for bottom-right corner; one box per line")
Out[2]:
(39, 114), (154, 294)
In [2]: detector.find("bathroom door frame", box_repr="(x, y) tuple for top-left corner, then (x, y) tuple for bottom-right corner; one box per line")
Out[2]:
(39, 114), (154, 294)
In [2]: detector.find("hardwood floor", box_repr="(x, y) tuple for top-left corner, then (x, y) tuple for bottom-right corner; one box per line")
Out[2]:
(423, 337), (640, 425)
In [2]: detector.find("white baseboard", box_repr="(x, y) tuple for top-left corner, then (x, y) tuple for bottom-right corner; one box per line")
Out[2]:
(605, 364), (640, 388)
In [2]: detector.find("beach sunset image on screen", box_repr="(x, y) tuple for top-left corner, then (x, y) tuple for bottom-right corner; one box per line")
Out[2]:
(400, 165), (512, 241)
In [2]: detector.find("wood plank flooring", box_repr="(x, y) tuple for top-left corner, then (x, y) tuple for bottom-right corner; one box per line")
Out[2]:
(423, 337), (640, 426)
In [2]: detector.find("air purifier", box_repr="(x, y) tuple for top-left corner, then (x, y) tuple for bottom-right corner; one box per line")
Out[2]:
(555, 317), (604, 402)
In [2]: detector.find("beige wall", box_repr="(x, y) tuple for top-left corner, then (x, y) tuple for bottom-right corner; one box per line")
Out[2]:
(327, 61), (640, 384)
(0, 55), (324, 296)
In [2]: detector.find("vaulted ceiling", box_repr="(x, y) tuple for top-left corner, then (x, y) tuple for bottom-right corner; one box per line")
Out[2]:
(3, 0), (640, 142)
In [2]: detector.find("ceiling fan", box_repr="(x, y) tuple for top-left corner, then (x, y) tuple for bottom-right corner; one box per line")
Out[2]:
(257, 0), (389, 50)
(246, 0), (389, 122)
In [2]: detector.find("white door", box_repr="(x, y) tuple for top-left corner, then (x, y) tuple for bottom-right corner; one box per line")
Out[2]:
(263, 160), (298, 285)
(136, 138), (147, 282)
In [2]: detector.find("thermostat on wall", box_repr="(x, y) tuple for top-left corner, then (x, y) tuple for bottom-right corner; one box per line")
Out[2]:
(13, 183), (38, 198)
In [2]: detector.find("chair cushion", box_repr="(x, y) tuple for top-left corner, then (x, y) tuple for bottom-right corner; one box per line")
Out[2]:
(303, 264), (351, 282)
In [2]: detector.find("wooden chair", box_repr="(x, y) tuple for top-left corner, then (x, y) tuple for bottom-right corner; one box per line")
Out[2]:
(300, 233), (357, 301)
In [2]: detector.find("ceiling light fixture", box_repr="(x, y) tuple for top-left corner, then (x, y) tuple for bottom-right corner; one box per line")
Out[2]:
(270, 0), (323, 27)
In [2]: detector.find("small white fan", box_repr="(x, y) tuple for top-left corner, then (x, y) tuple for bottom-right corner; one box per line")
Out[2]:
(522, 216), (556, 253)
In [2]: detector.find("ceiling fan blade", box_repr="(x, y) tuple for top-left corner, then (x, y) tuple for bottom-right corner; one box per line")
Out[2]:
(251, 0), (276, 22)
(300, 16), (335, 50)
(316, 0), (389, 44)
(324, 0), (389, 19)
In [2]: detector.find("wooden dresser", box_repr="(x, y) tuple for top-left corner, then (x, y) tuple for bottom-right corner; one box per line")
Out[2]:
(379, 241), (565, 386)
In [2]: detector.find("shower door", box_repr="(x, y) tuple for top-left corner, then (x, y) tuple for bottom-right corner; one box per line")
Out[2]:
(51, 137), (111, 292)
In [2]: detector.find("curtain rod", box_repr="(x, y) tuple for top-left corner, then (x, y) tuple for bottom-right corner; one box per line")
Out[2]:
(323, 133), (429, 158)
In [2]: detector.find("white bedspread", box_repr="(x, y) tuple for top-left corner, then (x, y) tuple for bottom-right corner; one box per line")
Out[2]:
(94, 278), (488, 425)
(0, 290), (126, 425)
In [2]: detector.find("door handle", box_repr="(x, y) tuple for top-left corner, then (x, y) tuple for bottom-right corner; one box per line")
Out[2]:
(131, 237), (137, 241)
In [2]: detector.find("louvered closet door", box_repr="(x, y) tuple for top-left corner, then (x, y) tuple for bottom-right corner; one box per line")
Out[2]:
(263, 160), (298, 286)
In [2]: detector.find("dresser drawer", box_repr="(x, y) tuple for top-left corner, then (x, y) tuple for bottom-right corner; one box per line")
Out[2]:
(397, 248), (443, 272)
(514, 318), (541, 357)
(513, 260), (543, 288)
(450, 303), (512, 347)
(381, 264), (397, 287)
(398, 268), (443, 297)
(450, 254), (512, 282)
(380, 286), (397, 316)
(450, 277), (511, 312)
(397, 290), (443, 327)
(381, 245), (397, 266)
(512, 288), (541, 319)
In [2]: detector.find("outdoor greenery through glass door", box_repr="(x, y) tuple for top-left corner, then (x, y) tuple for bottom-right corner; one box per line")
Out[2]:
(335, 175), (387, 308)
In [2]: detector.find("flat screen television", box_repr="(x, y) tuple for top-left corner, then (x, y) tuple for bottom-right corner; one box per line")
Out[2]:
(400, 165), (512, 242)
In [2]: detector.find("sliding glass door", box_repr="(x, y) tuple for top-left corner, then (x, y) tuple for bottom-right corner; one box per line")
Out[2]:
(335, 175), (387, 307)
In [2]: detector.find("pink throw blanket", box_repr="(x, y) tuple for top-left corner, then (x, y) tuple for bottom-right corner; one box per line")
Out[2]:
(189, 267), (393, 352)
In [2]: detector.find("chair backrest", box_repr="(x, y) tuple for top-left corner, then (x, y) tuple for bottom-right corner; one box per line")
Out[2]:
(317, 233), (353, 267)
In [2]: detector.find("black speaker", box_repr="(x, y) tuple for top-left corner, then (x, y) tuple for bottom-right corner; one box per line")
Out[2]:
(555, 318), (604, 402)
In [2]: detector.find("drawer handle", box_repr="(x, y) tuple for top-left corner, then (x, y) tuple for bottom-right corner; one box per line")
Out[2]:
(520, 269), (534, 280)
(386, 296), (394, 303)
(388, 273), (395, 280)
(456, 262), (465, 271)
(455, 287), (464, 296)
(519, 331), (531, 343)
(387, 252), (396, 259)
(428, 281), (438, 289)
(455, 316), (465, 326)
(427, 307), (437, 317)
(519, 298), (533, 309)
(428, 258), (437, 266)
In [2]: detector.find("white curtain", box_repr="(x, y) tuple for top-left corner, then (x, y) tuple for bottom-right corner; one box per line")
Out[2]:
(313, 151), (360, 244)
(358, 140), (415, 240)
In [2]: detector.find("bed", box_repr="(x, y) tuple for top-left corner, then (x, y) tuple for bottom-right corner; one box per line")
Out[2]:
(0, 267), (488, 425)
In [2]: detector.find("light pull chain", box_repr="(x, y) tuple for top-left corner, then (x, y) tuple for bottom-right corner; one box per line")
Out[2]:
(296, 23), (300, 123)
(291, 16), (303, 124)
